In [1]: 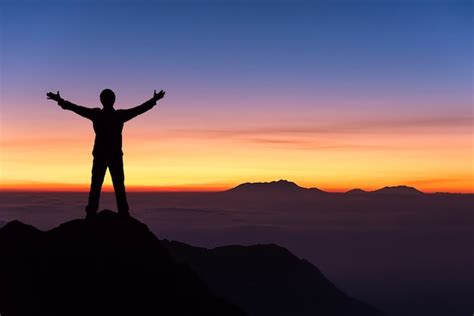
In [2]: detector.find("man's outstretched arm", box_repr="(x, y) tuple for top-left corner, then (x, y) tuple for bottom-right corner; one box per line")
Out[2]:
(120, 90), (165, 123)
(46, 91), (95, 120)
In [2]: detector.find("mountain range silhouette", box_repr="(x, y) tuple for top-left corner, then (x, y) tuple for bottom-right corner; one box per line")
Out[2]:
(345, 188), (369, 194)
(226, 179), (425, 195)
(0, 210), (382, 316)
(228, 180), (327, 194)
(371, 185), (423, 195)
(162, 240), (382, 316)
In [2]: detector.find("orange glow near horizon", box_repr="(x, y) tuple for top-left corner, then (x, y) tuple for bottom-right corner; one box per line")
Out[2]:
(0, 183), (228, 193)
(0, 184), (473, 194)
(1, 112), (473, 193)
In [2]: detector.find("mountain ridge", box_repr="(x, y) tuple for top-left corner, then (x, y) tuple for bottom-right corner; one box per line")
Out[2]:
(226, 179), (327, 194)
(0, 209), (382, 316)
(163, 240), (382, 316)
(372, 185), (424, 195)
(226, 180), (425, 195)
(0, 210), (244, 316)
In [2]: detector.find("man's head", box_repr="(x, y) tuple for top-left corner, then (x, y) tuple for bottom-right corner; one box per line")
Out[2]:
(100, 89), (116, 109)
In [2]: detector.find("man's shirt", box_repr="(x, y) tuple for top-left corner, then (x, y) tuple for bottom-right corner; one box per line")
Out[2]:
(58, 99), (156, 157)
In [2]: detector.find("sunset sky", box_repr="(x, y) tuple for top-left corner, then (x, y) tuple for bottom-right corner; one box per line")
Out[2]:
(1, 1), (472, 192)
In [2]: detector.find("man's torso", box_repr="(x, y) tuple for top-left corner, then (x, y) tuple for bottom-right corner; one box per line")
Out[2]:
(91, 108), (124, 157)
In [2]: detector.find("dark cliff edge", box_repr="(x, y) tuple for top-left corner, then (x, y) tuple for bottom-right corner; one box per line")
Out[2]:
(163, 241), (382, 316)
(0, 210), (382, 316)
(0, 210), (243, 316)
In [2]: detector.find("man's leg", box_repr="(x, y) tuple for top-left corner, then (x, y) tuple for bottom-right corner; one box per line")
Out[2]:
(85, 156), (107, 217)
(109, 155), (129, 215)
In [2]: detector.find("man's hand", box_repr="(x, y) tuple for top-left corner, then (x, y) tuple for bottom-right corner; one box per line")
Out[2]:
(152, 89), (165, 102)
(47, 91), (62, 102)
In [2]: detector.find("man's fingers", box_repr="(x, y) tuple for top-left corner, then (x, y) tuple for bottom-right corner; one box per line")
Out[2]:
(46, 91), (60, 100)
(152, 89), (165, 99)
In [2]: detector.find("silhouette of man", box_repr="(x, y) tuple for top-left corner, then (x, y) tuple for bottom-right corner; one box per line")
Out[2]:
(46, 89), (165, 218)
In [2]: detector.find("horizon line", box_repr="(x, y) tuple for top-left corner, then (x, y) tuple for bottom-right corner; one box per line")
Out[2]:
(0, 181), (472, 194)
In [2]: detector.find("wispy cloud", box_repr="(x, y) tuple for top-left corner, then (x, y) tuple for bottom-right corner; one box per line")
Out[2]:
(163, 116), (473, 150)
(169, 116), (473, 138)
(244, 137), (395, 150)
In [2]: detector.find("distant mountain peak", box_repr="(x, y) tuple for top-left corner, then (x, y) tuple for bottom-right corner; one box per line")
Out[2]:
(229, 179), (302, 191)
(372, 185), (423, 195)
(345, 188), (368, 194)
(228, 179), (327, 194)
(246, 179), (300, 187)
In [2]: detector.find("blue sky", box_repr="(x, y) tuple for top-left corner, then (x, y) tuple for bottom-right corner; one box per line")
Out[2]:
(2, 0), (471, 112)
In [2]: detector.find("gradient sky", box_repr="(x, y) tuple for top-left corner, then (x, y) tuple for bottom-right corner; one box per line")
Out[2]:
(0, 0), (472, 192)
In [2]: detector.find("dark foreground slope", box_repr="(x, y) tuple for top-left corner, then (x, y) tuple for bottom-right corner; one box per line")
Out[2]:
(164, 241), (382, 316)
(0, 210), (382, 316)
(0, 210), (243, 316)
